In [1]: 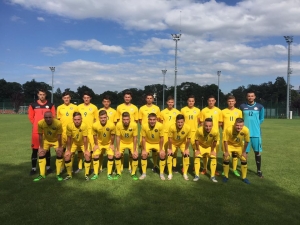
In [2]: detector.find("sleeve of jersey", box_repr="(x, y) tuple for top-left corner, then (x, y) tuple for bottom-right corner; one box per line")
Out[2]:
(187, 127), (192, 139)
(94, 106), (99, 122)
(115, 108), (120, 122)
(194, 130), (200, 141)
(215, 131), (220, 141)
(116, 124), (121, 136)
(51, 105), (56, 117)
(57, 123), (63, 134)
(111, 124), (116, 135)
(199, 111), (204, 122)
(82, 125), (88, 136)
(28, 105), (35, 124)
(218, 109), (223, 122)
(141, 126), (146, 137)
(239, 110), (243, 118)
(37, 121), (43, 134)
(138, 108), (143, 120)
(133, 123), (138, 136)
(92, 124), (97, 136)
(66, 124), (72, 136)
(159, 126), (164, 137)
(259, 107), (265, 124)
(223, 128), (229, 142)
(134, 107), (139, 121)
(168, 126), (173, 138)
(156, 107), (161, 118)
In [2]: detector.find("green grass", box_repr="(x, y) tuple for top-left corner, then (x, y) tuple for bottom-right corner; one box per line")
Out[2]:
(0, 115), (299, 225)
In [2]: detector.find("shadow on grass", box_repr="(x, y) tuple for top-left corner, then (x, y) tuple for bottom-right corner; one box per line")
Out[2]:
(0, 153), (299, 225)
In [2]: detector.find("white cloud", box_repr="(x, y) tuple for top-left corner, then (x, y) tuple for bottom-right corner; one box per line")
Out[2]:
(10, 15), (24, 23)
(37, 17), (45, 22)
(41, 47), (67, 56)
(63, 39), (124, 54)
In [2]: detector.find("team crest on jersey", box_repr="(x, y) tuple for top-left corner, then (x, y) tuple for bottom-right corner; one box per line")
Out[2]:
(254, 107), (258, 110)
(173, 112), (176, 115)
(209, 134), (213, 137)
(240, 132), (244, 136)
(193, 110), (196, 114)
(129, 128), (132, 131)
(106, 128), (110, 131)
(181, 131), (185, 134)
(70, 107), (73, 110)
(214, 111), (217, 114)
(152, 109), (155, 112)
(109, 112), (113, 115)
(52, 127), (56, 130)
(130, 108), (134, 111)
(154, 129), (158, 132)
(79, 129), (82, 132)
(89, 108), (92, 111)
(46, 105), (49, 109)
(234, 112), (238, 115)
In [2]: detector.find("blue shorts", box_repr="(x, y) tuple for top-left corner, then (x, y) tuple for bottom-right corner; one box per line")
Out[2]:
(246, 137), (262, 153)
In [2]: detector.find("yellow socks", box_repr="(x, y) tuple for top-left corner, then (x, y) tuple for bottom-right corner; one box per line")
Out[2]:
(141, 159), (147, 174)
(241, 161), (248, 179)
(210, 157), (217, 177)
(194, 157), (200, 176)
(93, 158), (99, 175)
(78, 151), (83, 170)
(131, 159), (138, 175)
(183, 156), (189, 175)
(55, 156), (63, 175)
(39, 157), (46, 176)
(159, 158), (166, 174)
(107, 158), (114, 175)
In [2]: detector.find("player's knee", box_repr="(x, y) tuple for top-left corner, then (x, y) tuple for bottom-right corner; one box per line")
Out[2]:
(56, 155), (63, 160)
(254, 151), (261, 156)
(160, 152), (166, 159)
(223, 160), (229, 165)
(107, 155), (113, 160)
(93, 155), (100, 160)
(223, 155), (230, 161)
(232, 152), (238, 158)
(241, 161), (247, 165)
(141, 153), (148, 159)
(38, 151), (46, 157)
(56, 150), (63, 158)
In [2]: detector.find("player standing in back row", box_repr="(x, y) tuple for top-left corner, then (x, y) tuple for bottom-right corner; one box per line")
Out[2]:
(240, 90), (264, 178)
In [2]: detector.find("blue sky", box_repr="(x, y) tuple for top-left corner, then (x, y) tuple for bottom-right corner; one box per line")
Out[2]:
(1, 0), (300, 94)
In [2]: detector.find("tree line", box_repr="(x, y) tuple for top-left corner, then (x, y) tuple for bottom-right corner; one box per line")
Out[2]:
(1, 77), (299, 113)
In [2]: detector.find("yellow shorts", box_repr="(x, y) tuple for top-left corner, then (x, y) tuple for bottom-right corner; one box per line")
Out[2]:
(143, 143), (160, 153)
(119, 142), (134, 154)
(62, 132), (67, 148)
(165, 142), (186, 154)
(70, 144), (85, 153)
(223, 145), (246, 161)
(93, 144), (114, 156)
(43, 140), (59, 150)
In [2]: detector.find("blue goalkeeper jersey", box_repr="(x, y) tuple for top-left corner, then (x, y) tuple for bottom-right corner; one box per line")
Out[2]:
(240, 102), (264, 137)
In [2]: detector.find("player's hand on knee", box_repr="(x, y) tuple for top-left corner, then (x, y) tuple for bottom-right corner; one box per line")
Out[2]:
(56, 147), (63, 156)
(184, 149), (190, 156)
(141, 150), (147, 158)
(84, 151), (91, 160)
(115, 151), (121, 158)
(167, 149), (173, 156)
(242, 152), (247, 160)
(210, 150), (216, 157)
(38, 147), (46, 157)
(132, 151), (138, 159)
(64, 150), (71, 160)
(159, 150), (166, 159)
(195, 150), (200, 157)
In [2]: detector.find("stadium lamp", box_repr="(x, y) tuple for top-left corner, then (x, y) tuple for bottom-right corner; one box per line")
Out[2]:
(49, 67), (55, 103)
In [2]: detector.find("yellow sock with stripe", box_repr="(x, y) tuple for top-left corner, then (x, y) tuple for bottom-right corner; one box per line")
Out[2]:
(241, 161), (248, 179)
(61, 151), (65, 171)
(194, 157), (200, 176)
(159, 158), (166, 174)
(93, 158), (99, 175)
(78, 151), (83, 170)
(210, 157), (217, 177)
(84, 160), (91, 176)
(141, 159), (147, 174)
(107, 158), (114, 175)
(223, 161), (230, 178)
(65, 159), (72, 177)
(99, 154), (104, 171)
(167, 155), (173, 175)
(203, 156), (208, 170)
(232, 154), (238, 171)
(131, 159), (138, 175)
(115, 158), (121, 175)
(172, 152), (177, 167)
(56, 156), (63, 175)
(39, 157), (46, 176)
(183, 156), (190, 175)
(152, 151), (158, 168)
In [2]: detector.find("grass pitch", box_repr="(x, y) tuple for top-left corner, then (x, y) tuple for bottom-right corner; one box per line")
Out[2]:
(0, 115), (299, 225)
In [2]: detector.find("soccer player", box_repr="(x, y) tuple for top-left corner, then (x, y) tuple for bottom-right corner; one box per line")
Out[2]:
(166, 114), (191, 181)
(140, 113), (165, 180)
(114, 112), (139, 180)
(91, 110), (116, 180)
(77, 91), (98, 173)
(28, 88), (55, 175)
(194, 118), (219, 182)
(240, 90), (265, 178)
(97, 95), (117, 172)
(56, 91), (78, 171)
(199, 95), (222, 175)
(33, 111), (63, 182)
(221, 95), (243, 177)
(139, 93), (161, 171)
(63, 112), (89, 181)
(222, 118), (250, 184)
(115, 90), (139, 123)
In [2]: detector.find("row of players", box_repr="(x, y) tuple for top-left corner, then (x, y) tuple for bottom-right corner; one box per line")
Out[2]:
(28, 89), (264, 183)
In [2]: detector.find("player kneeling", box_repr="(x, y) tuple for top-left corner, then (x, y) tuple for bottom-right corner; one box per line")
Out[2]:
(91, 110), (116, 180)
(33, 112), (63, 182)
(222, 118), (250, 184)
(64, 112), (89, 181)
(140, 113), (166, 180)
(194, 118), (219, 182)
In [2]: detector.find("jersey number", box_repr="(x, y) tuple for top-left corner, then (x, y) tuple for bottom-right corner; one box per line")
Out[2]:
(230, 116), (234, 121)
(124, 133), (129, 138)
(249, 111), (253, 116)
(176, 135), (180, 140)
(103, 133), (107, 137)
(84, 112), (87, 117)
(66, 112), (69, 116)
(189, 115), (193, 120)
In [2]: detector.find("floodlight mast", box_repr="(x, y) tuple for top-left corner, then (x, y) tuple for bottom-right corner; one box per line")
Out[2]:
(284, 36), (293, 119)
(217, 71), (221, 107)
(171, 33), (181, 108)
(161, 69), (167, 109)
(49, 67), (55, 103)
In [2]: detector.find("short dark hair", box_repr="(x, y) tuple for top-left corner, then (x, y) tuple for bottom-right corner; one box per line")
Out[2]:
(62, 91), (71, 97)
(208, 95), (216, 100)
(102, 95), (111, 101)
(99, 110), (107, 116)
(227, 95), (235, 100)
(148, 113), (157, 118)
(204, 118), (213, 123)
(235, 118), (244, 123)
(145, 93), (154, 98)
(187, 95), (195, 100)
(38, 88), (47, 94)
(123, 90), (132, 97)
(246, 90), (256, 95)
(122, 112), (130, 118)
(73, 112), (82, 117)
(82, 91), (91, 98)
(176, 114), (185, 121)
(167, 96), (174, 101)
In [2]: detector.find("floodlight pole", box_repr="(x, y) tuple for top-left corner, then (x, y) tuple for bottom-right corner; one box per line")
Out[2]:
(284, 36), (293, 119)
(217, 71), (221, 107)
(161, 69), (167, 109)
(49, 67), (55, 103)
(172, 33), (181, 108)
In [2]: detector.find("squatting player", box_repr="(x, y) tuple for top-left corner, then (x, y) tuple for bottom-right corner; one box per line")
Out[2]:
(33, 111), (63, 182)
(140, 113), (165, 180)
(222, 118), (250, 184)
(240, 90), (264, 178)
(194, 118), (219, 182)
(167, 114), (191, 181)
(63, 112), (89, 181)
(139, 93), (161, 172)
(115, 112), (139, 180)
(221, 95), (243, 177)
(159, 96), (180, 173)
(91, 110), (116, 180)
(28, 88), (55, 175)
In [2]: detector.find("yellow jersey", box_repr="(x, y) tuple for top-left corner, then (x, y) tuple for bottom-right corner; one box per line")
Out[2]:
(66, 122), (88, 146)
(92, 121), (116, 146)
(168, 123), (191, 146)
(180, 106), (200, 132)
(223, 125), (250, 147)
(115, 103), (139, 122)
(98, 107), (117, 124)
(56, 103), (78, 129)
(200, 106), (222, 131)
(116, 121), (138, 144)
(159, 108), (181, 133)
(141, 122), (164, 144)
(195, 127), (219, 148)
(38, 119), (62, 142)
(138, 105), (161, 123)
(77, 103), (98, 129)
(221, 108), (243, 131)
